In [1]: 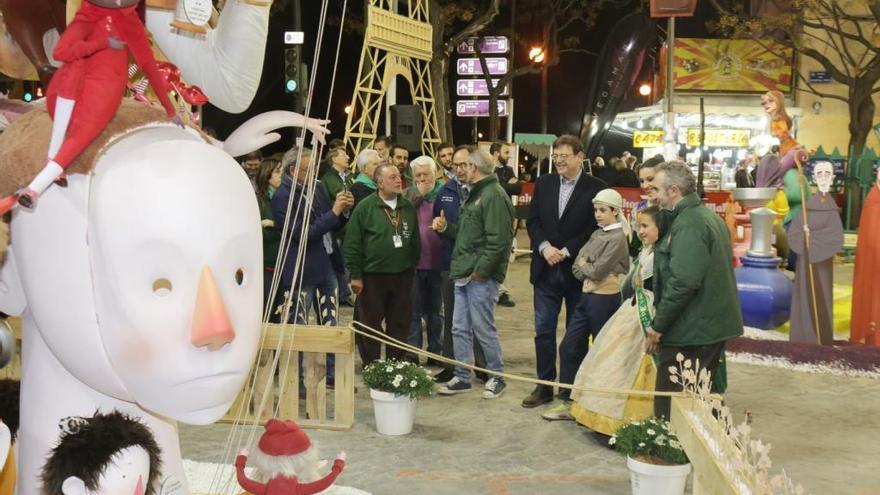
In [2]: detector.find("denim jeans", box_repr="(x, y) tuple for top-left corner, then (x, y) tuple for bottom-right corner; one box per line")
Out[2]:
(557, 292), (621, 400)
(281, 273), (338, 382)
(452, 278), (504, 382)
(409, 269), (443, 355)
(533, 265), (583, 382)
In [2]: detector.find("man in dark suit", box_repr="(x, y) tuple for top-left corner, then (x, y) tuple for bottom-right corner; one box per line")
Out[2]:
(523, 134), (607, 408)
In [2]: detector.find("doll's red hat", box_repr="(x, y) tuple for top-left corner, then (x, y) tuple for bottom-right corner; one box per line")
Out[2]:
(258, 419), (311, 456)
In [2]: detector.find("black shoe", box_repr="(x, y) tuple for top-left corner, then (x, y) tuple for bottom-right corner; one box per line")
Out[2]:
(432, 368), (454, 383)
(521, 385), (554, 408)
(497, 293), (515, 307)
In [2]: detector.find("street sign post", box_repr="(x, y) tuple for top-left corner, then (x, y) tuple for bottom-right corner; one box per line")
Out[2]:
(456, 36), (510, 55)
(456, 79), (509, 97)
(456, 100), (509, 117)
(456, 58), (509, 76)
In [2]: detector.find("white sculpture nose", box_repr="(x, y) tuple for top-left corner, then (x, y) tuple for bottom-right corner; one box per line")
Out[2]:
(191, 265), (236, 350)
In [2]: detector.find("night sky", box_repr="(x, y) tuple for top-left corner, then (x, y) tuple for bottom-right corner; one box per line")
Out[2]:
(203, 0), (719, 156)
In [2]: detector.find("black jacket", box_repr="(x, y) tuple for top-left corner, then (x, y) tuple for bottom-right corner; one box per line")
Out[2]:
(527, 172), (607, 286)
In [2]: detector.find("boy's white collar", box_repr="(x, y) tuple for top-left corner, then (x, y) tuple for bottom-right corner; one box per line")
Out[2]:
(602, 222), (623, 232)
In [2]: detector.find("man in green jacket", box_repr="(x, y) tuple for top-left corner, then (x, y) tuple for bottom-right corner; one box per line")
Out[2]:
(344, 163), (420, 365)
(432, 149), (515, 399)
(646, 161), (743, 419)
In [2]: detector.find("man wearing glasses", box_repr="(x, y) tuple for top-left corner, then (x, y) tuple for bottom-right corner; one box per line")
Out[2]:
(431, 146), (487, 384)
(523, 134), (607, 408)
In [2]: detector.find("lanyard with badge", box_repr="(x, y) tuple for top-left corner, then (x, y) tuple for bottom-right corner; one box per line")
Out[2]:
(384, 207), (403, 248)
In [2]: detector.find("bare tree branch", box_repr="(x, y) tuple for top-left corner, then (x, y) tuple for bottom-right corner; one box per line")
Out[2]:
(438, 0), (502, 58)
(794, 70), (849, 103)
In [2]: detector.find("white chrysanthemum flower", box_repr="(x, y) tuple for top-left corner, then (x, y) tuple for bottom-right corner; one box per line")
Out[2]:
(647, 429), (656, 435)
(638, 442), (646, 448)
(396, 363), (405, 369)
(676, 352), (685, 362)
(385, 366), (394, 372)
(608, 436), (617, 445)
(409, 380), (417, 387)
(670, 440), (681, 450)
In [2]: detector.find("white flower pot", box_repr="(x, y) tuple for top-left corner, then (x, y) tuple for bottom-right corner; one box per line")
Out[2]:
(370, 389), (416, 436)
(627, 456), (691, 495)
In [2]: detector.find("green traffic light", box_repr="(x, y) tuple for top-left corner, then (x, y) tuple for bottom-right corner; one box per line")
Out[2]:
(285, 79), (298, 93)
(23, 92), (33, 102)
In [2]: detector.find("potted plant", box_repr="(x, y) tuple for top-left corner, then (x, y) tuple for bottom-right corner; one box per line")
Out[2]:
(611, 417), (691, 495)
(362, 358), (433, 436)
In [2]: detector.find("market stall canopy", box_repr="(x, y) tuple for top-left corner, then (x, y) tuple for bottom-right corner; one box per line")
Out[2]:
(515, 133), (557, 162)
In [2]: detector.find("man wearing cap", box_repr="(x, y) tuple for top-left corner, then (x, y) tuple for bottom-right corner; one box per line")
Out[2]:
(236, 418), (346, 494)
(524, 134), (607, 408)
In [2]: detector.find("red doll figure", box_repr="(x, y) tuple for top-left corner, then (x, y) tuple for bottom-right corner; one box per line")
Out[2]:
(16, 0), (180, 210)
(236, 419), (346, 495)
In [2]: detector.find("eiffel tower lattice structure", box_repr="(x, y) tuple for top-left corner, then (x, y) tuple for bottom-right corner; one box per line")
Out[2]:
(342, 0), (441, 157)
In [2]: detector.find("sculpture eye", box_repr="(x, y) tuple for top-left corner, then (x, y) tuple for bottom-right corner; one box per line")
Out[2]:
(234, 268), (245, 286)
(152, 278), (173, 296)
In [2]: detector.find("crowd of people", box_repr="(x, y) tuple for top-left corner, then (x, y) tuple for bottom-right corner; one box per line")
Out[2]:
(239, 132), (743, 439)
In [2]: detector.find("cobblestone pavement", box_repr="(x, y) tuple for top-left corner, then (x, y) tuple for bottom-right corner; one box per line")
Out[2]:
(181, 244), (880, 495)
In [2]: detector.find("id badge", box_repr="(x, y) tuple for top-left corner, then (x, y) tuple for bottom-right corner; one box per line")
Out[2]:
(392, 235), (403, 248)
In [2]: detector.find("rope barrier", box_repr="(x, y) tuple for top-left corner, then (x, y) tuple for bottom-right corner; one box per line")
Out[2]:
(348, 321), (687, 399)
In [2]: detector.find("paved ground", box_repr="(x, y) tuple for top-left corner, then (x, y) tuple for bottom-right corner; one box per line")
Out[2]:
(181, 236), (880, 495)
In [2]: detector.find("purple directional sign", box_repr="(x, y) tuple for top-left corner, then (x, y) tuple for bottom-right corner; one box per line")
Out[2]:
(456, 79), (509, 97)
(456, 58), (509, 76)
(456, 36), (510, 55)
(456, 100), (509, 118)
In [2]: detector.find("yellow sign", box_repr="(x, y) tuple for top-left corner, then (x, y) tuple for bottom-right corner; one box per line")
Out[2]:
(674, 39), (793, 93)
(633, 130), (665, 148)
(686, 128), (750, 148)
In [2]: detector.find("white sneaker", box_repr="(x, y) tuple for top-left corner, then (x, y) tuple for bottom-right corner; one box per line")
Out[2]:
(482, 377), (506, 399)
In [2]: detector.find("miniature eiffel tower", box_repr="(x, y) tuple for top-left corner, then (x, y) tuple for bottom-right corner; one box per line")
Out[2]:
(342, 0), (441, 157)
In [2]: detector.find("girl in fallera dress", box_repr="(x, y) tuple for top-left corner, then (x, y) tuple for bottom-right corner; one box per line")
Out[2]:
(568, 207), (661, 437)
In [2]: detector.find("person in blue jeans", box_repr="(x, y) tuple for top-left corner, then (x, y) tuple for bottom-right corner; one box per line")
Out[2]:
(433, 150), (515, 400)
(405, 156), (445, 363)
(270, 146), (354, 391)
(541, 188), (630, 419)
(524, 135), (606, 408)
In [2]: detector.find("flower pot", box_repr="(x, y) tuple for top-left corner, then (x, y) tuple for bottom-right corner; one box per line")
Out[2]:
(370, 388), (416, 436)
(627, 456), (691, 495)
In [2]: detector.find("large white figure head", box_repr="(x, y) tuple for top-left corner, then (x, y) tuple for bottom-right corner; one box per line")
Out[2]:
(86, 126), (263, 422)
(1, 123), (262, 424)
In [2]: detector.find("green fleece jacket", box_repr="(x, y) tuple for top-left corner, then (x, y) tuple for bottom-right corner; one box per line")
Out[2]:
(444, 175), (515, 282)
(652, 193), (743, 346)
(343, 192), (420, 278)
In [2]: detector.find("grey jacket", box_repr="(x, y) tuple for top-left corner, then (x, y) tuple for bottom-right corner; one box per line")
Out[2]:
(572, 225), (630, 290)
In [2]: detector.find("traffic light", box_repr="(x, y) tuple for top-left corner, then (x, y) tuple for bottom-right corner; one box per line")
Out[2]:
(284, 47), (300, 93)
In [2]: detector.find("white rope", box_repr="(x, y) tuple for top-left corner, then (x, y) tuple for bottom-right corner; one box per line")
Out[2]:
(208, 0), (338, 491)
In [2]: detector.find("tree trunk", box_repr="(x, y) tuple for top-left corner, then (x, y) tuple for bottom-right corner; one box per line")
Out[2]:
(847, 81), (875, 159)
(845, 80), (877, 227)
(430, 56), (453, 142)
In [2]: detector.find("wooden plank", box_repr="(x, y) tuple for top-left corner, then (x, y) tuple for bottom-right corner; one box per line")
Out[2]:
(334, 351), (355, 428)
(277, 350), (299, 420)
(302, 352), (327, 421)
(670, 397), (739, 495)
(263, 324), (353, 354)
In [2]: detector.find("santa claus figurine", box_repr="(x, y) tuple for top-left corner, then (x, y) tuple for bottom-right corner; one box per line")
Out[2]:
(12, 0), (180, 211)
(236, 418), (346, 495)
